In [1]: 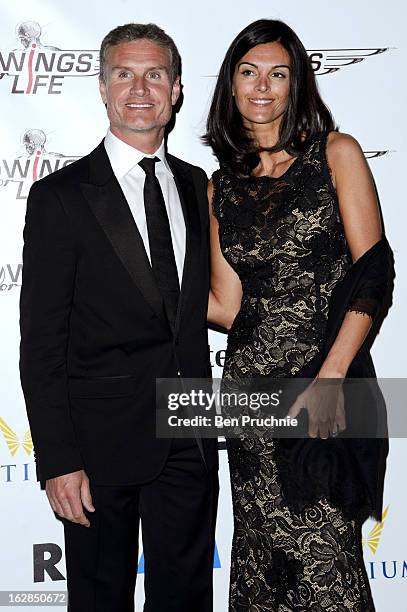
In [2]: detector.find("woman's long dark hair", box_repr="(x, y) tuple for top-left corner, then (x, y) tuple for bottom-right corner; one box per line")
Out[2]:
(203, 19), (336, 177)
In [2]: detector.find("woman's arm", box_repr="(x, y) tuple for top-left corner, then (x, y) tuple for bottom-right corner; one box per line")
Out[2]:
(318, 131), (382, 378)
(288, 133), (384, 437)
(207, 179), (242, 329)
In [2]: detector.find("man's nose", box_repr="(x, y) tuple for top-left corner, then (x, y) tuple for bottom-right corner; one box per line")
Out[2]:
(129, 76), (148, 96)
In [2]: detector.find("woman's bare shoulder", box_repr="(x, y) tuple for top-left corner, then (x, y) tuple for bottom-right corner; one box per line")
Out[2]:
(327, 131), (364, 159)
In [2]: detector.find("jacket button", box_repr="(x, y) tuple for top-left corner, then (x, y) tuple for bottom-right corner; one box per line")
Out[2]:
(174, 337), (179, 345)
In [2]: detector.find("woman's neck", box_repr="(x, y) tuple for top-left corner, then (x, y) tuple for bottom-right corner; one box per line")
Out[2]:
(249, 120), (280, 150)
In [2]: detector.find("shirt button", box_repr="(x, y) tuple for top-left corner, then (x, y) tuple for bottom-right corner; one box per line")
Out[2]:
(177, 370), (181, 377)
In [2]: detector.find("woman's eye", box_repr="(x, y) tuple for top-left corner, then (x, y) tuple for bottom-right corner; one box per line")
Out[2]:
(241, 69), (255, 76)
(272, 72), (286, 78)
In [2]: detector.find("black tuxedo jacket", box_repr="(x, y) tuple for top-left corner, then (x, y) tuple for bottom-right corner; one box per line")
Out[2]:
(20, 140), (218, 484)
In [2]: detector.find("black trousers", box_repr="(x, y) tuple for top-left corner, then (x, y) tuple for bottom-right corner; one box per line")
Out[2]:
(63, 439), (219, 612)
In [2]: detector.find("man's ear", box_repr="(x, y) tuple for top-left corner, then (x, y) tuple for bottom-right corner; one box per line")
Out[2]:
(171, 76), (181, 106)
(99, 78), (107, 106)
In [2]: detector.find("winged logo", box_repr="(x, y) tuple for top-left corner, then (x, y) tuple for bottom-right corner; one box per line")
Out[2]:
(307, 48), (389, 75)
(362, 505), (389, 554)
(364, 150), (393, 159)
(0, 417), (33, 456)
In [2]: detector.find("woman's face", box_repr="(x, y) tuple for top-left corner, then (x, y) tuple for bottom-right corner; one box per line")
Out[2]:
(232, 42), (291, 129)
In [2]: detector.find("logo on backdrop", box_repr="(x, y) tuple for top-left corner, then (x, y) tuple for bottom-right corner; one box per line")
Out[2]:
(362, 505), (389, 554)
(364, 151), (393, 159)
(362, 506), (407, 580)
(210, 348), (226, 370)
(0, 417), (33, 483)
(0, 129), (80, 199)
(0, 264), (22, 291)
(0, 21), (99, 94)
(307, 48), (390, 75)
(208, 48), (390, 79)
(0, 417), (32, 456)
(32, 542), (221, 582)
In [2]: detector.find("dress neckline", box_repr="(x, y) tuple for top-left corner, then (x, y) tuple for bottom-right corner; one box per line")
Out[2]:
(251, 153), (302, 181)
(249, 131), (327, 180)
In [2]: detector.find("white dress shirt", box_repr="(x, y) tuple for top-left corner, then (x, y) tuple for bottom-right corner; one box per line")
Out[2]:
(104, 129), (186, 284)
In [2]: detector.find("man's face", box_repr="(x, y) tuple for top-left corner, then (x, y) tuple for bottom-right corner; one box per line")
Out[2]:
(99, 39), (180, 142)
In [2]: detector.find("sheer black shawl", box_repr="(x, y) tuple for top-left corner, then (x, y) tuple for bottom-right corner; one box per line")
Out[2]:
(275, 236), (395, 522)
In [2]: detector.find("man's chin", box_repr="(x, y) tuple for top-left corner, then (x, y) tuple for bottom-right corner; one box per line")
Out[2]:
(130, 127), (156, 134)
(110, 121), (167, 140)
(123, 121), (161, 134)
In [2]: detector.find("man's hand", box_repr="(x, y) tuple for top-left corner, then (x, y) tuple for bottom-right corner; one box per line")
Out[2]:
(46, 470), (95, 527)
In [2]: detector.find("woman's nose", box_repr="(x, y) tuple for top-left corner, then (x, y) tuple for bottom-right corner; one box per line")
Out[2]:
(255, 76), (270, 92)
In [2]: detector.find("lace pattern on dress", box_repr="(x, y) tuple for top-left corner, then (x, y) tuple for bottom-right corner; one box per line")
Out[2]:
(213, 132), (376, 611)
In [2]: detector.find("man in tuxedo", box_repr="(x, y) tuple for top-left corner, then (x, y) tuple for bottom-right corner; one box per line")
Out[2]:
(20, 23), (218, 612)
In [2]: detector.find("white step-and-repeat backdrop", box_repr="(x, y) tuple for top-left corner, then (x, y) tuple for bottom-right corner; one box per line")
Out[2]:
(0, 0), (405, 610)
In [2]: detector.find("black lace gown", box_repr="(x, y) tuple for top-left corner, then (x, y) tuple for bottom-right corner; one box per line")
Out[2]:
(212, 133), (375, 611)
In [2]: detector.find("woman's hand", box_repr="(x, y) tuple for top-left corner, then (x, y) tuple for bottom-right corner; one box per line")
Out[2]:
(287, 376), (346, 439)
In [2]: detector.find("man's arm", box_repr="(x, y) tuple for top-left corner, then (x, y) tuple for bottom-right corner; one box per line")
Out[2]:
(20, 180), (93, 525)
(20, 180), (82, 477)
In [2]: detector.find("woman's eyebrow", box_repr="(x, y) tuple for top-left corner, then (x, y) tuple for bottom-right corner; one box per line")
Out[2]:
(237, 61), (290, 70)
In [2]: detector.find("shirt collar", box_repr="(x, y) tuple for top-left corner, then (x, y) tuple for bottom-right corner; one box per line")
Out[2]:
(104, 129), (173, 179)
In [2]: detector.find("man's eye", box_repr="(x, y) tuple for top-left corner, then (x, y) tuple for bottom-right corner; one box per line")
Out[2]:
(118, 71), (131, 78)
(147, 72), (161, 79)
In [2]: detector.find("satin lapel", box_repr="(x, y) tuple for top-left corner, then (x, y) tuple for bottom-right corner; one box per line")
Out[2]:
(167, 156), (202, 333)
(80, 142), (166, 325)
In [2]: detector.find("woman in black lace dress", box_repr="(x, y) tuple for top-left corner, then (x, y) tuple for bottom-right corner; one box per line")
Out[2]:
(205, 19), (393, 611)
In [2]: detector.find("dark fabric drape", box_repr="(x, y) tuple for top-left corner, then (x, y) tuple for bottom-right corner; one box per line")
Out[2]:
(274, 236), (395, 522)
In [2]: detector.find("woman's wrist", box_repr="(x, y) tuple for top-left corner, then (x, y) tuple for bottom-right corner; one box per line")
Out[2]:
(317, 348), (353, 378)
(317, 363), (347, 379)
